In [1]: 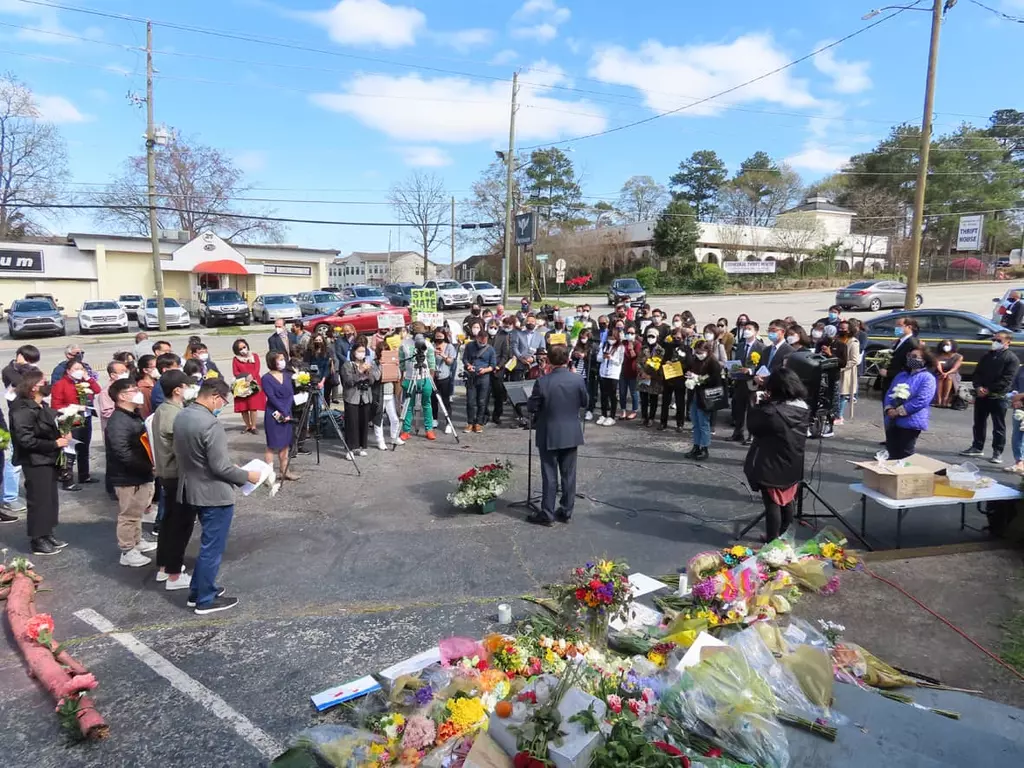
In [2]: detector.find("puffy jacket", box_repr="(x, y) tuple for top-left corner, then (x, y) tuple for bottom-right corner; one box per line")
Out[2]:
(9, 397), (61, 467)
(884, 370), (936, 432)
(50, 374), (100, 413)
(744, 399), (810, 490)
(104, 408), (154, 487)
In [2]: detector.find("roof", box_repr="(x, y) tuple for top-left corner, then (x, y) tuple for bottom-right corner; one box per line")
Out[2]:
(66, 232), (338, 255)
(343, 250), (420, 262)
(778, 196), (856, 216)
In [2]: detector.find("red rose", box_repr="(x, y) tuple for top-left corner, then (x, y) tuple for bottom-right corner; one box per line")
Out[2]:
(476, 659), (488, 671)
(704, 747), (722, 758)
(575, 588), (586, 600)
(652, 742), (690, 766)
(589, 579), (601, 590)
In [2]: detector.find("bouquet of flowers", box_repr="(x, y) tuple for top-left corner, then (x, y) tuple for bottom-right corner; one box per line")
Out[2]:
(0, 427), (10, 452)
(232, 377), (260, 399)
(447, 461), (513, 509)
(55, 405), (86, 466)
(293, 371), (312, 392)
(645, 355), (663, 373)
(74, 380), (91, 406)
(888, 382), (911, 406)
(204, 368), (220, 379)
(553, 560), (632, 647)
(868, 348), (894, 370)
(684, 373), (708, 391)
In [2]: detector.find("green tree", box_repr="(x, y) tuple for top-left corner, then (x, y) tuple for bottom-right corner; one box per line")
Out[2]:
(463, 152), (529, 254)
(617, 175), (667, 222)
(985, 108), (1024, 166)
(524, 147), (585, 234)
(669, 149), (728, 221)
(652, 199), (699, 262)
(720, 152), (802, 226)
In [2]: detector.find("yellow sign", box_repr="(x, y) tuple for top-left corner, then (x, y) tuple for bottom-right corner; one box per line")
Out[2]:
(504, 357), (518, 372)
(547, 332), (567, 346)
(410, 288), (438, 321)
(386, 335), (401, 351)
(662, 361), (683, 380)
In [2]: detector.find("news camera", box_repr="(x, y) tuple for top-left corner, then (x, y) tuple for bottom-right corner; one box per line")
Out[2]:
(786, 350), (840, 437)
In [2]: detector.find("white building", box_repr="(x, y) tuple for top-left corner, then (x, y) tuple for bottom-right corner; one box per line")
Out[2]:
(328, 250), (438, 288)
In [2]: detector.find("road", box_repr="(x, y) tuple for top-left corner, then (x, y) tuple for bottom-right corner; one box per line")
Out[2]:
(0, 281), (1009, 366)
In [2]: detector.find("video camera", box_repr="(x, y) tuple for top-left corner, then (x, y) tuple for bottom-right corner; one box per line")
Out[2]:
(787, 350), (840, 435)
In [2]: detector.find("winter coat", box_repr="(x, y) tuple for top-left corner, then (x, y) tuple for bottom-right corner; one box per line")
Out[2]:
(973, 347), (1020, 397)
(884, 370), (936, 432)
(744, 399), (810, 490)
(104, 407), (155, 487)
(637, 343), (665, 395)
(9, 397), (61, 468)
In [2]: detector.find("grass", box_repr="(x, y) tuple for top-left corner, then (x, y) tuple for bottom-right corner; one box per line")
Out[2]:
(1000, 610), (1024, 675)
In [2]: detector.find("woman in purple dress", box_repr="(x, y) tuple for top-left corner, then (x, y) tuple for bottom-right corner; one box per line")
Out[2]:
(261, 351), (298, 481)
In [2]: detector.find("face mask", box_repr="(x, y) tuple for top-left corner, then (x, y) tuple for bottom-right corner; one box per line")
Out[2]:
(906, 357), (925, 371)
(768, 331), (780, 343)
(354, 351), (367, 361)
(942, 344), (952, 352)
(704, 332), (715, 342)
(625, 333), (635, 341)
(599, 322), (608, 329)
(743, 329), (755, 340)
(811, 330), (823, 340)
(212, 406), (224, 417)
(276, 360), (287, 371)
(197, 353), (209, 362)
(828, 313), (838, 321)
(695, 352), (708, 361)
(646, 336), (658, 345)
(672, 320), (682, 328)
(277, 327), (286, 335)
(894, 326), (905, 337)
(786, 334), (799, 345)
(237, 348), (249, 356)
(992, 341), (1004, 351)
(526, 324), (536, 331)
(116, 372), (131, 380)
(146, 368), (158, 379)
(70, 369), (85, 381)
(183, 385), (199, 401)
(488, 328), (498, 336)
(580, 337), (590, 345)
(130, 391), (145, 405)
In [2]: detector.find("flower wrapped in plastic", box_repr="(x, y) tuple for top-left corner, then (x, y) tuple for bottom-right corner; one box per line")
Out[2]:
(231, 377), (259, 399)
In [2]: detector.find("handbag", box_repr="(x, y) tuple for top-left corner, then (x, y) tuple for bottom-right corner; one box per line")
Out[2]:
(698, 384), (729, 411)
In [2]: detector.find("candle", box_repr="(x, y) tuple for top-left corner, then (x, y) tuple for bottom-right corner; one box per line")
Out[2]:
(497, 603), (512, 625)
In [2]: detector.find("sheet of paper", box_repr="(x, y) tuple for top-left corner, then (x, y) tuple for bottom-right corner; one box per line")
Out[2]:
(293, 391), (309, 406)
(379, 647), (442, 685)
(417, 311), (445, 328)
(240, 458), (272, 496)
(5, 386), (15, 402)
(628, 572), (669, 598)
(609, 601), (664, 631)
(62, 437), (80, 455)
(377, 312), (405, 329)
(504, 357), (517, 372)
(661, 361), (683, 380)
(676, 631), (727, 671)
(755, 365), (771, 377)
(385, 335), (401, 351)
(546, 332), (567, 346)
(310, 674), (381, 712)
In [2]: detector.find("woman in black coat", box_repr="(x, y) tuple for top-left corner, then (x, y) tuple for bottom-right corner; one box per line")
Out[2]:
(743, 369), (810, 541)
(9, 369), (71, 556)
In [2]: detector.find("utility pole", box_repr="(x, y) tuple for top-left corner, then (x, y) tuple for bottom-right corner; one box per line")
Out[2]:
(145, 21), (166, 331)
(450, 196), (456, 279)
(501, 72), (519, 305)
(904, 0), (944, 310)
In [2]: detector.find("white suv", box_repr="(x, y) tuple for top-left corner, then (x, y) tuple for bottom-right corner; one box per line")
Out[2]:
(424, 279), (471, 311)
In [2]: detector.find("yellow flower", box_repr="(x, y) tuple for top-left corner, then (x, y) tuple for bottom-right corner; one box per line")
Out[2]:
(729, 545), (749, 558)
(646, 651), (667, 668)
(204, 370), (219, 379)
(665, 336), (674, 343)
(750, 351), (761, 365)
(598, 559), (615, 577)
(820, 542), (838, 559)
(369, 743), (386, 757)
(447, 697), (486, 731)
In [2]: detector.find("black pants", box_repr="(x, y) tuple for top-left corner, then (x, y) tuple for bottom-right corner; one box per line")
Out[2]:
(431, 377), (452, 424)
(586, 372), (599, 413)
(732, 383), (751, 437)
(539, 447), (577, 522)
(972, 396), (1008, 455)
(660, 384), (684, 427)
(599, 377), (618, 418)
(466, 376), (491, 426)
(640, 390), (659, 421)
(344, 401), (371, 449)
(155, 477), (196, 573)
(23, 463), (59, 541)
(761, 488), (795, 541)
(72, 419), (92, 482)
(490, 373), (505, 423)
(885, 424), (921, 460)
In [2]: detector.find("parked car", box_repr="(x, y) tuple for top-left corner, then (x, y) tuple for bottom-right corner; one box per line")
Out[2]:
(78, 300), (129, 334)
(340, 284), (387, 300)
(117, 293), (144, 318)
(138, 297), (191, 330)
(198, 288), (251, 327)
(862, 309), (1024, 380)
(296, 290), (345, 317)
(834, 280), (923, 312)
(382, 283), (416, 307)
(303, 300), (410, 336)
(252, 294), (301, 323)
(6, 297), (66, 339)
(462, 281), (502, 305)
(607, 278), (646, 307)
(990, 286), (1024, 322)
(424, 279), (471, 311)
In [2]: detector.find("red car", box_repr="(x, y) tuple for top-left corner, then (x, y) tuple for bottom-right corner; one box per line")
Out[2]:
(303, 300), (410, 336)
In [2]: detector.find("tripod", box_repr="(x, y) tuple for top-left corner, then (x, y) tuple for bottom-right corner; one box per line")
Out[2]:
(292, 385), (361, 475)
(505, 380), (542, 514)
(394, 375), (460, 448)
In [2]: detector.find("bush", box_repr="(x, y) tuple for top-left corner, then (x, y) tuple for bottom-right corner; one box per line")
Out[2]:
(634, 267), (660, 291)
(683, 263), (728, 293)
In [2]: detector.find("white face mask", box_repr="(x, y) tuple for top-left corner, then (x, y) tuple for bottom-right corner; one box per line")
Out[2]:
(672, 320), (682, 328)
(942, 344), (952, 352)
(581, 311), (590, 319)
(130, 391), (145, 405)
(646, 336), (658, 345)
(695, 352), (708, 361)
(354, 351), (366, 361)
(183, 385), (199, 401)
(991, 341), (1004, 351)
(786, 334), (799, 345)
(116, 372), (131, 380)
(703, 332), (715, 342)
(811, 330), (823, 340)
(624, 333), (635, 341)
(70, 370), (85, 381)
(275, 360), (287, 371)
(743, 329), (755, 340)
(147, 368), (158, 378)
(197, 353), (209, 362)
(488, 328), (498, 336)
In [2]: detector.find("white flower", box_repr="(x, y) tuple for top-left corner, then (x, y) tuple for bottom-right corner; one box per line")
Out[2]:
(891, 383), (911, 401)
(1014, 409), (1024, 423)
(57, 404), (84, 418)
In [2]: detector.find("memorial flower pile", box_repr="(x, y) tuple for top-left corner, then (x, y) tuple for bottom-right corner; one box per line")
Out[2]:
(447, 460), (513, 509)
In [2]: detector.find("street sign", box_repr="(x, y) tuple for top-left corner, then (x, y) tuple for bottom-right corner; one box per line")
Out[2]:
(535, 253), (549, 262)
(514, 212), (536, 246)
(555, 269), (566, 284)
(956, 214), (984, 251)
(555, 258), (566, 271)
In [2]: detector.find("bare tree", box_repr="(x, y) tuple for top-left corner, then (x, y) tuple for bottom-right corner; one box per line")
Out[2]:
(463, 154), (528, 255)
(617, 175), (667, 223)
(390, 170), (448, 276)
(771, 212), (823, 261)
(0, 73), (69, 239)
(94, 131), (285, 243)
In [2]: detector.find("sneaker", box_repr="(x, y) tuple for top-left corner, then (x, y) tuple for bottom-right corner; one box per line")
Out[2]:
(833, 418), (845, 426)
(445, 424), (454, 434)
(343, 452), (354, 461)
(607, 418), (617, 426)
(193, 596), (239, 615)
(141, 508), (158, 525)
(584, 411), (593, 421)
(474, 424), (483, 433)
(399, 432), (411, 441)
(821, 428), (835, 439)
(464, 425), (475, 433)
(156, 566), (185, 583)
(989, 453), (1003, 464)
(187, 587), (226, 607)
(31, 537), (59, 556)
(959, 447), (984, 457)
(120, 548), (151, 567)
(136, 539), (158, 553)
(357, 449), (368, 457)
(2, 499), (27, 513)
(432, 420), (439, 429)
(0, 510), (17, 524)
(45, 535), (68, 549)
(165, 573), (192, 591)
(425, 431), (437, 440)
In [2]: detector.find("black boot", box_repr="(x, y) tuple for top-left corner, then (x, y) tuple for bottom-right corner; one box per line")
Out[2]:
(696, 446), (710, 461)
(684, 445), (700, 459)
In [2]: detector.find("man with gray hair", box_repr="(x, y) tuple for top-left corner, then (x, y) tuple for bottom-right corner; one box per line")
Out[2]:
(50, 344), (86, 384)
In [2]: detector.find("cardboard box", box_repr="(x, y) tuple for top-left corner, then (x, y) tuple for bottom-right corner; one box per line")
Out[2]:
(853, 454), (948, 500)
(548, 687), (607, 768)
(465, 732), (514, 768)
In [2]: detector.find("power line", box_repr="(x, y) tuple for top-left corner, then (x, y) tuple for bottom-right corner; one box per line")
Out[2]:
(967, 0), (1024, 23)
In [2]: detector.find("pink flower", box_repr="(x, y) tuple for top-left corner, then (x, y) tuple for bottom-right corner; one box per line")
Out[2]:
(627, 698), (641, 716)
(59, 673), (98, 698)
(606, 694), (622, 714)
(641, 687), (655, 704)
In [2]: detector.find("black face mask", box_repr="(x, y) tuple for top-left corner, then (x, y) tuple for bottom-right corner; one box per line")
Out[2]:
(471, 309), (480, 316)
(599, 323), (608, 329)
(39, 384), (52, 397)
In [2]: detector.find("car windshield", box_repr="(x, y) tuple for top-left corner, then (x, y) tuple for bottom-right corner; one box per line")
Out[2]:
(315, 293), (341, 302)
(353, 287), (384, 297)
(83, 301), (119, 310)
(14, 301), (55, 312)
(616, 280), (642, 291)
(264, 295), (293, 305)
(472, 282), (495, 290)
(119, 295), (143, 301)
(846, 281), (877, 290)
(437, 281), (461, 290)
(146, 298), (181, 308)
(207, 290), (243, 303)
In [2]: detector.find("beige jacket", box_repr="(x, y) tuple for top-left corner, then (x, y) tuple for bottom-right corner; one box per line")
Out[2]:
(839, 338), (861, 396)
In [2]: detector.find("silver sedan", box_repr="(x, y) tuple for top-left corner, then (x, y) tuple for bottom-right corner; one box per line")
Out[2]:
(834, 280), (923, 312)
(252, 294), (302, 323)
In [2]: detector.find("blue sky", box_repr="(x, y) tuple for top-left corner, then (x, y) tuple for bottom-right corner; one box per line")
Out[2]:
(1, 0), (1022, 259)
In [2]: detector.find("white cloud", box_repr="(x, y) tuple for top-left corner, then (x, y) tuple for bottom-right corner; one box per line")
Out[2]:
(490, 49), (518, 65)
(0, 0), (79, 45)
(431, 27), (493, 52)
(233, 150), (268, 173)
(104, 63), (132, 76)
(310, 65), (606, 144)
(565, 37), (582, 55)
(305, 0), (425, 49)
(812, 44), (871, 94)
(589, 34), (818, 117)
(35, 95), (90, 124)
(511, 0), (570, 43)
(785, 145), (850, 173)
(396, 146), (453, 167)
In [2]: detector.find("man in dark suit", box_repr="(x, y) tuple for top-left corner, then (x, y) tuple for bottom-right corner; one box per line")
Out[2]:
(881, 317), (920, 394)
(268, 319), (290, 356)
(526, 344), (588, 526)
(730, 320), (765, 444)
(1002, 291), (1024, 331)
(763, 319), (794, 374)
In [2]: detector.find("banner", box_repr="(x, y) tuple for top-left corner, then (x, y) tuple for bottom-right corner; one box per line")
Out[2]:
(377, 312), (405, 329)
(956, 214), (984, 251)
(410, 288), (438, 321)
(723, 261), (776, 274)
(416, 312), (445, 328)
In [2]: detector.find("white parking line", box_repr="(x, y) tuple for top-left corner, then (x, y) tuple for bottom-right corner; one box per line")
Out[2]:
(74, 608), (283, 760)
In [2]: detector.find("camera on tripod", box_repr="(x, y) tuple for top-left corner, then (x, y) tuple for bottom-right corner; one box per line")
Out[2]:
(787, 350), (840, 436)
(307, 363), (323, 386)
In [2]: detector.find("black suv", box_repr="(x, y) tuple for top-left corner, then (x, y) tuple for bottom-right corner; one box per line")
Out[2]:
(198, 289), (251, 327)
(607, 278), (646, 307)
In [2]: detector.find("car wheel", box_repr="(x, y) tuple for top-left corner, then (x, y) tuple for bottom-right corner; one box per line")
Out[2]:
(914, 294), (923, 308)
(315, 323), (330, 336)
(242, 314), (251, 326)
(59, 326), (67, 336)
(437, 299), (445, 312)
(868, 297), (882, 311)
(8, 329), (16, 340)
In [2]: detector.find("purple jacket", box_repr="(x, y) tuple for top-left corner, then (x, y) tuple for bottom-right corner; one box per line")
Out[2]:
(884, 370), (936, 431)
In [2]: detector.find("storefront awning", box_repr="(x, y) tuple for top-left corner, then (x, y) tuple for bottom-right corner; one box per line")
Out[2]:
(193, 259), (248, 275)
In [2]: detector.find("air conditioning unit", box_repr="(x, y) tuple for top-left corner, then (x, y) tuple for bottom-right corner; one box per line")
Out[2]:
(159, 229), (190, 243)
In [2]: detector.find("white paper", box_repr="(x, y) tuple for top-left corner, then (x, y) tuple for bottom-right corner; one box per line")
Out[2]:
(5, 386), (15, 402)
(240, 458), (277, 497)
(378, 647), (441, 687)
(755, 365), (771, 377)
(310, 674), (381, 712)
(628, 572), (668, 598)
(293, 391), (309, 406)
(609, 601), (663, 631)
(676, 631), (727, 672)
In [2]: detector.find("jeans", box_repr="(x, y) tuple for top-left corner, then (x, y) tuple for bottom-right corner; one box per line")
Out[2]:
(972, 396), (1009, 455)
(885, 424), (921, 460)
(690, 400), (711, 448)
(190, 504), (234, 609)
(1013, 421), (1024, 463)
(3, 459), (22, 503)
(838, 395), (852, 420)
(71, 418), (92, 482)
(618, 377), (639, 413)
(599, 377), (618, 418)
(466, 375), (491, 426)
(639, 390), (659, 421)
